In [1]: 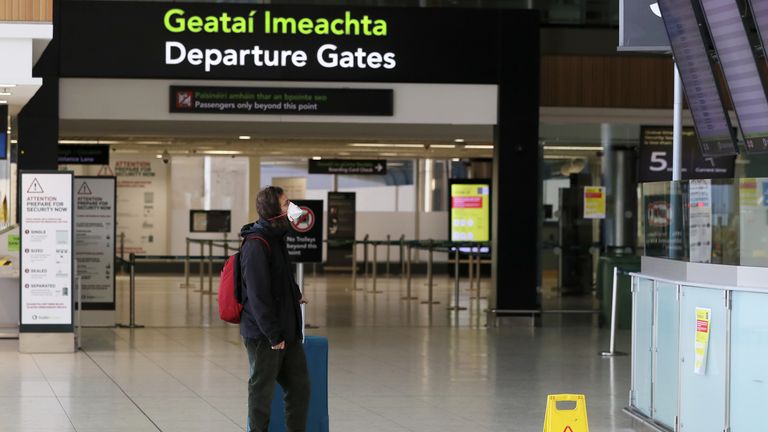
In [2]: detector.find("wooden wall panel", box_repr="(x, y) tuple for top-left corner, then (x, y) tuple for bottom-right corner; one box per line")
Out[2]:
(0, 0), (52, 22)
(541, 55), (675, 109)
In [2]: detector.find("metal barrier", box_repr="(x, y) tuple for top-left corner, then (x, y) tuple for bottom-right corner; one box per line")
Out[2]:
(119, 253), (229, 329)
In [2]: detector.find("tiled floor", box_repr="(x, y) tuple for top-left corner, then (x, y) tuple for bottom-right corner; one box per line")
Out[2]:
(0, 273), (652, 432)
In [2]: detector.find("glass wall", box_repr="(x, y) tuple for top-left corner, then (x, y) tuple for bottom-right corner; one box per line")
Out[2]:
(639, 179), (768, 267)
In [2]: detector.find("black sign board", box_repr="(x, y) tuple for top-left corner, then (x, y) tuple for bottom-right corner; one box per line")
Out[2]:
(326, 192), (355, 268)
(58, 145), (110, 165)
(189, 210), (232, 233)
(286, 200), (323, 263)
(170, 86), (393, 116)
(639, 126), (735, 183)
(309, 159), (386, 175)
(56, 1), (528, 84)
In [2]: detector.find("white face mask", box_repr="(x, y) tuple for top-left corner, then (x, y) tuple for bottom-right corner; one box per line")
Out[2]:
(287, 202), (305, 224)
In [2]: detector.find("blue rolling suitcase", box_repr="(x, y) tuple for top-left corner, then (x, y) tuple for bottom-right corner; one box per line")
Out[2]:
(268, 336), (329, 432)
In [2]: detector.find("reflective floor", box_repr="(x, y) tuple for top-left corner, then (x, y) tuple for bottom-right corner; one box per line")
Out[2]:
(0, 273), (653, 432)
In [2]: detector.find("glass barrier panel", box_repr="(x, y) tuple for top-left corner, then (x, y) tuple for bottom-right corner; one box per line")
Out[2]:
(730, 291), (768, 432)
(653, 281), (679, 428)
(632, 277), (654, 416)
(678, 286), (727, 432)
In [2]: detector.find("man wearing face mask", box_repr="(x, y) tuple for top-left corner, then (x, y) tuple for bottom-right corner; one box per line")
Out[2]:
(240, 186), (310, 432)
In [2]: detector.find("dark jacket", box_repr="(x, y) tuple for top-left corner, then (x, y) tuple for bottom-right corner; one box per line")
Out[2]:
(239, 219), (303, 346)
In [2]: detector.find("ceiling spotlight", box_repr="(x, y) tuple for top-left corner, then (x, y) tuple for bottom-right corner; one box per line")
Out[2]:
(312, 156), (322, 160)
(452, 158), (461, 162)
(239, 135), (251, 140)
(454, 138), (465, 143)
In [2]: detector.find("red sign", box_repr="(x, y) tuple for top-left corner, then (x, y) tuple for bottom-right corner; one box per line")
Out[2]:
(452, 196), (483, 209)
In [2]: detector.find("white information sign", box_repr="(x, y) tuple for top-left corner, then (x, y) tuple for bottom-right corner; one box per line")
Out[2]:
(689, 180), (713, 263)
(20, 172), (74, 326)
(75, 177), (115, 306)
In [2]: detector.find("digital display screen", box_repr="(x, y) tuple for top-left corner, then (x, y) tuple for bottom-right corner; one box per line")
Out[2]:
(450, 183), (490, 242)
(189, 210), (231, 233)
(659, 0), (738, 157)
(701, 0), (768, 153)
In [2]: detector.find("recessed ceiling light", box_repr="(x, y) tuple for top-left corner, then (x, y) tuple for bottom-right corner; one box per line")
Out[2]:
(465, 145), (494, 150)
(239, 135), (251, 140)
(452, 158), (461, 162)
(203, 150), (242, 155)
(454, 139), (465, 143)
(312, 156), (322, 160)
(155, 154), (163, 159)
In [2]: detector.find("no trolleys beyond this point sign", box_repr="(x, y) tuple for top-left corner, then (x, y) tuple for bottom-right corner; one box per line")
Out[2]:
(286, 200), (323, 263)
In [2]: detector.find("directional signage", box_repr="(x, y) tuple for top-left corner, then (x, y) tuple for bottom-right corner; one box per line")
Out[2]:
(75, 177), (116, 310)
(20, 172), (74, 330)
(639, 126), (735, 182)
(170, 86), (393, 116)
(58, 145), (110, 165)
(286, 200), (323, 263)
(309, 159), (386, 175)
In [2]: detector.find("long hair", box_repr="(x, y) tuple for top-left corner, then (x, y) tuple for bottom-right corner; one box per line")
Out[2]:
(256, 186), (285, 222)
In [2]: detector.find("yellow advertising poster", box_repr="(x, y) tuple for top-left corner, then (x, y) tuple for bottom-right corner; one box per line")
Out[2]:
(450, 183), (490, 242)
(583, 187), (606, 219)
(694, 307), (712, 375)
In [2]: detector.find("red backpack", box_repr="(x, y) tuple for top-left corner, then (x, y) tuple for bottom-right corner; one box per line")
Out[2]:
(218, 235), (270, 324)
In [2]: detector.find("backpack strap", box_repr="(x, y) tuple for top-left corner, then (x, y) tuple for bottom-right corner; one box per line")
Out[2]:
(241, 234), (271, 255)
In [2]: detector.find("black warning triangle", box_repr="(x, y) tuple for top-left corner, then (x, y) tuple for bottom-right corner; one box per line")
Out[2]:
(78, 182), (93, 195)
(27, 178), (44, 194)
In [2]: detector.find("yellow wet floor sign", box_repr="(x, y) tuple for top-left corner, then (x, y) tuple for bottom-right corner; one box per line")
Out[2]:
(543, 394), (589, 432)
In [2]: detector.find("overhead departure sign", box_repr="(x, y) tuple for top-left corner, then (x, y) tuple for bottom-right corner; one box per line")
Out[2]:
(700, 0), (768, 153)
(309, 159), (386, 175)
(58, 2), (517, 84)
(658, 0), (738, 157)
(170, 86), (393, 116)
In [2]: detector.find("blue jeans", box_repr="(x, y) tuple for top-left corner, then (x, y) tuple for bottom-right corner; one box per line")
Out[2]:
(244, 337), (310, 432)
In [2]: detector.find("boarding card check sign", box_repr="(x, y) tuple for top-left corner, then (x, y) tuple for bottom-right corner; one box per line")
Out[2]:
(20, 172), (74, 327)
(75, 177), (116, 307)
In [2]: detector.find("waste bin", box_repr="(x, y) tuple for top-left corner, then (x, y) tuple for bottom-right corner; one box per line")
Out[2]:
(269, 336), (329, 432)
(598, 255), (640, 330)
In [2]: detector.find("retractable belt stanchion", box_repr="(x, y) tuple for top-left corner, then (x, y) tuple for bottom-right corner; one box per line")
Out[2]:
(421, 241), (439, 305)
(399, 235), (406, 277)
(181, 238), (192, 289)
(448, 248), (467, 311)
(351, 240), (363, 291)
(208, 240), (214, 295)
(363, 235), (370, 281)
(468, 248), (474, 291)
(117, 253), (144, 329)
(198, 241), (205, 293)
(385, 234), (391, 278)
(370, 242), (383, 294)
(402, 243), (418, 300)
(600, 266), (628, 357)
